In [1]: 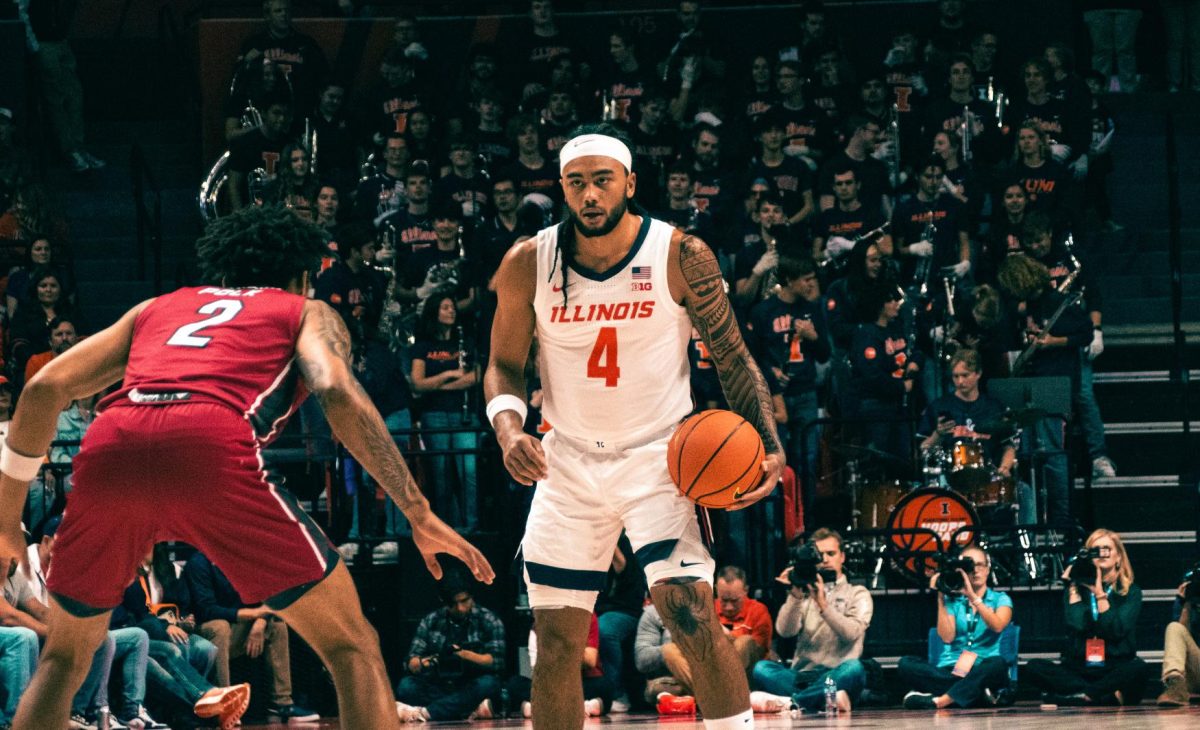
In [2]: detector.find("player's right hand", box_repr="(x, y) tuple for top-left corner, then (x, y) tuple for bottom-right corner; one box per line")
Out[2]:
(410, 511), (496, 585)
(499, 431), (548, 487)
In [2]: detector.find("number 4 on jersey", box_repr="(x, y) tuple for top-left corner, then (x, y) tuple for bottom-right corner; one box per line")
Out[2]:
(587, 326), (621, 387)
(166, 300), (244, 347)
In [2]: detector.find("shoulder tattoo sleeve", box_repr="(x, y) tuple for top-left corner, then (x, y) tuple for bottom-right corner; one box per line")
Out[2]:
(679, 235), (782, 454)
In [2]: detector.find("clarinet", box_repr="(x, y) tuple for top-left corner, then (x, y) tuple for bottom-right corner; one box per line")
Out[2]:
(914, 214), (937, 299)
(457, 324), (470, 419)
(960, 105), (973, 163)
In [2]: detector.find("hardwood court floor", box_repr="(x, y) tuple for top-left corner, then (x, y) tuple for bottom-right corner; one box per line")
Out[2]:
(238, 704), (1200, 729)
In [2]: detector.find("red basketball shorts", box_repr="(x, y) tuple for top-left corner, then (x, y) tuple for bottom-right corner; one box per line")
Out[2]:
(46, 401), (338, 613)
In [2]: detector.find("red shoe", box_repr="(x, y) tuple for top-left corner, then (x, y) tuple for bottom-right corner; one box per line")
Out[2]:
(656, 692), (696, 715)
(194, 683), (251, 729)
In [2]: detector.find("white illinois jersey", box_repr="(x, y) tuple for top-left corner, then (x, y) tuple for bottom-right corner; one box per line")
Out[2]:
(534, 215), (693, 445)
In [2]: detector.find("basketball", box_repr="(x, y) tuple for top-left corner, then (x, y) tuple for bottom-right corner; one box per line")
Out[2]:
(667, 410), (765, 509)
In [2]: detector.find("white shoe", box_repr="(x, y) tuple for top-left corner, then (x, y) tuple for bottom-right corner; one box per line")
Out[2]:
(1092, 456), (1117, 479)
(373, 540), (399, 562)
(337, 542), (359, 560)
(584, 698), (603, 716)
(521, 700), (532, 718)
(468, 698), (493, 720)
(396, 701), (428, 723)
(750, 690), (790, 713)
(610, 695), (630, 713)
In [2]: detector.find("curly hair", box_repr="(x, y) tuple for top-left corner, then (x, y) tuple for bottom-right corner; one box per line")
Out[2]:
(997, 253), (1050, 302)
(195, 205), (328, 289)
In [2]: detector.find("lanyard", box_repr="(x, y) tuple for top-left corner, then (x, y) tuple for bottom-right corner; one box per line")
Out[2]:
(965, 596), (981, 646)
(1089, 585), (1114, 622)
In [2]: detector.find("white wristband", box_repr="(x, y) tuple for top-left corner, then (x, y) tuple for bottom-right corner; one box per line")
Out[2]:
(1, 444), (44, 482)
(486, 394), (528, 429)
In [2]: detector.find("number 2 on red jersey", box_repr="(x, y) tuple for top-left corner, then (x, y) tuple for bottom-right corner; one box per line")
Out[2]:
(587, 326), (620, 387)
(166, 300), (244, 347)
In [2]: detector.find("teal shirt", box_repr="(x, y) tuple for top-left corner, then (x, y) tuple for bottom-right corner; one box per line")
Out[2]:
(937, 589), (1013, 667)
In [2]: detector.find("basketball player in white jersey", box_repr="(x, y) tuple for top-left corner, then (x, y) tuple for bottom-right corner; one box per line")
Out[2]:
(485, 124), (784, 730)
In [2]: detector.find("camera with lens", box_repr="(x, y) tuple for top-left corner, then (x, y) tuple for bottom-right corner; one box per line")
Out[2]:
(788, 543), (837, 590)
(1183, 563), (1200, 603)
(934, 553), (976, 595)
(1065, 547), (1103, 587)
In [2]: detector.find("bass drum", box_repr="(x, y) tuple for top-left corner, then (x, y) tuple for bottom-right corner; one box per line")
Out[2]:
(886, 487), (979, 578)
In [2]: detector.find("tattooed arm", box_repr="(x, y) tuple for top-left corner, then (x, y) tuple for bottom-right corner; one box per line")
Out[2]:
(296, 300), (494, 582)
(670, 231), (784, 508)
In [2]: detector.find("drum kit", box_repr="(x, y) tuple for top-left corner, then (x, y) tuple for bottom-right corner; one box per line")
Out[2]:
(836, 425), (1046, 587)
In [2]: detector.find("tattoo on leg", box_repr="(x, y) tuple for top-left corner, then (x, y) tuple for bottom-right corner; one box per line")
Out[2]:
(659, 585), (714, 663)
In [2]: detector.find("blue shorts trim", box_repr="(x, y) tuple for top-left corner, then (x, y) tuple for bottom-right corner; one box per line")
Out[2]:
(524, 561), (607, 591)
(634, 539), (678, 569)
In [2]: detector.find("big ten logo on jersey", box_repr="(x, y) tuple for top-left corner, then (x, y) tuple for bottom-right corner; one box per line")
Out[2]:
(630, 265), (652, 291)
(260, 151), (280, 177)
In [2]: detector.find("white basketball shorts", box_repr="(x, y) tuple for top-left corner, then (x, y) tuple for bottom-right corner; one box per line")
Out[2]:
(521, 430), (716, 611)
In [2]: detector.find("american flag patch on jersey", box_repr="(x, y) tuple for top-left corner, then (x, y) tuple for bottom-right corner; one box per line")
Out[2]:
(632, 266), (651, 279)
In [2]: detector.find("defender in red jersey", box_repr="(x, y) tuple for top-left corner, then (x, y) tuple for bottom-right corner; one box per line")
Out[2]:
(0, 206), (493, 730)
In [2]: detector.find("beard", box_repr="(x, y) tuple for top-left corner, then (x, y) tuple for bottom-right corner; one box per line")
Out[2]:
(570, 196), (628, 238)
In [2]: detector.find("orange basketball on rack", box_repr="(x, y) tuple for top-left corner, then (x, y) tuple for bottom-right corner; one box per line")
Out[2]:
(667, 410), (765, 509)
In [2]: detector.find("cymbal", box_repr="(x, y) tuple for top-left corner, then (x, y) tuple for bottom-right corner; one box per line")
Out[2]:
(833, 442), (909, 467)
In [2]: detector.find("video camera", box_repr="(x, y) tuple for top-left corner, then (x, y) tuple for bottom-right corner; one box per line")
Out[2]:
(934, 553), (976, 595)
(788, 543), (838, 589)
(1065, 547), (1103, 587)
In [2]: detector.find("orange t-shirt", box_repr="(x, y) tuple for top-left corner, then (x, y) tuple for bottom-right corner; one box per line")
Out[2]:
(716, 597), (773, 650)
(24, 351), (54, 382)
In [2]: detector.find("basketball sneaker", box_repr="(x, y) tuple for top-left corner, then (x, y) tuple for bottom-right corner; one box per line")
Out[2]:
(902, 691), (937, 709)
(468, 698), (494, 720)
(656, 692), (696, 715)
(67, 713), (97, 730)
(194, 682), (251, 729)
(584, 698), (604, 716)
(266, 702), (320, 723)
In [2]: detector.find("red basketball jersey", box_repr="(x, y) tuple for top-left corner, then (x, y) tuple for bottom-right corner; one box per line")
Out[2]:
(100, 286), (308, 444)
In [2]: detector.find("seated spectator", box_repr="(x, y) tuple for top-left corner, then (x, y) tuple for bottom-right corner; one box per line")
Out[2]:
(898, 545), (1013, 709)
(633, 602), (685, 704)
(1157, 567), (1200, 706)
(8, 266), (82, 384)
(1025, 529), (1150, 706)
(114, 550), (248, 727)
(13, 542), (162, 728)
(0, 184), (72, 269)
(714, 566), (772, 671)
(595, 537), (645, 712)
(24, 315), (78, 383)
(185, 550), (318, 723)
(260, 143), (318, 218)
(0, 555), (40, 728)
(395, 573), (505, 722)
(7, 236), (74, 320)
(750, 528), (871, 714)
(508, 612), (613, 719)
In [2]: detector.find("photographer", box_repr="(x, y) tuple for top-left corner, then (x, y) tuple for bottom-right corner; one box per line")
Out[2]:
(1025, 529), (1149, 706)
(1157, 564), (1200, 706)
(750, 529), (872, 714)
(898, 546), (1013, 709)
(395, 575), (505, 722)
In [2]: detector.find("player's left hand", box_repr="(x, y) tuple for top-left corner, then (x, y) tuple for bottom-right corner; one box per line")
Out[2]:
(727, 451), (785, 511)
(410, 510), (496, 585)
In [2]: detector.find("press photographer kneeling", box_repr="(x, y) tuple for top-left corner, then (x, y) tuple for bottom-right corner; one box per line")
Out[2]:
(897, 545), (1014, 709)
(750, 528), (873, 714)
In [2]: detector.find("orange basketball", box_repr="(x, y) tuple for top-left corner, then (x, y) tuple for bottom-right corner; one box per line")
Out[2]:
(668, 410), (764, 509)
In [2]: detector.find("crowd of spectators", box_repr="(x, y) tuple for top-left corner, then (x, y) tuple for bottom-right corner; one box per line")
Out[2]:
(2, 0), (1200, 724)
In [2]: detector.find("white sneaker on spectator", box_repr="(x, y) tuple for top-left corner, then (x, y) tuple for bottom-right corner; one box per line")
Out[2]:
(373, 540), (399, 562)
(521, 700), (532, 718)
(68, 713), (96, 730)
(395, 701), (428, 723)
(337, 542), (359, 560)
(468, 698), (493, 720)
(584, 698), (604, 716)
(749, 690), (790, 713)
(610, 695), (630, 713)
(1092, 456), (1117, 479)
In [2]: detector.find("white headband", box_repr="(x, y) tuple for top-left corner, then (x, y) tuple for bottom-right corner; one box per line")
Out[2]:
(558, 134), (633, 174)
